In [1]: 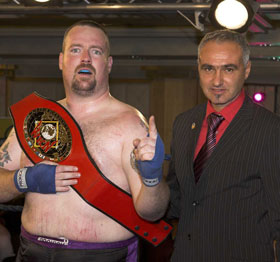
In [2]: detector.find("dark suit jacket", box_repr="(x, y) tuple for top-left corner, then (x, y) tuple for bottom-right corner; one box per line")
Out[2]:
(167, 95), (280, 262)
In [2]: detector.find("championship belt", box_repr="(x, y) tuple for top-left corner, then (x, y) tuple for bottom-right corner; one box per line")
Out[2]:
(9, 92), (172, 246)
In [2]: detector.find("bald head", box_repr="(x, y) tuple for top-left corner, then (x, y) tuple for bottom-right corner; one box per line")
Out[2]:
(62, 20), (110, 57)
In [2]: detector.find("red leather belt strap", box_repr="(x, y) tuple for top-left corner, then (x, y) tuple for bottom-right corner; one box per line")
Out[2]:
(9, 92), (172, 246)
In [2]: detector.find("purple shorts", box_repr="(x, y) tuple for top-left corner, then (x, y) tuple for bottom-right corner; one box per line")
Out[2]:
(17, 226), (138, 262)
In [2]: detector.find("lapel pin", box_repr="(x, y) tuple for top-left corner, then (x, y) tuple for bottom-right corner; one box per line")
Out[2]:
(191, 122), (196, 129)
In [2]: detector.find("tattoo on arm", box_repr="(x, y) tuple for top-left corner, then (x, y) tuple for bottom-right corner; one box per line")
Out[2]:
(130, 150), (139, 173)
(0, 143), (12, 167)
(139, 120), (148, 133)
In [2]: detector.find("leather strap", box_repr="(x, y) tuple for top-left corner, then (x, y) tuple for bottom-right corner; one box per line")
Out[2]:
(9, 92), (172, 246)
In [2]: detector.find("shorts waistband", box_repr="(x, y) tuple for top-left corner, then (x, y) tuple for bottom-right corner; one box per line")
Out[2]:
(21, 225), (138, 250)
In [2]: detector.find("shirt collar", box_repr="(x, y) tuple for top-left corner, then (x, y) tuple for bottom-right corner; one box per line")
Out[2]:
(206, 89), (245, 123)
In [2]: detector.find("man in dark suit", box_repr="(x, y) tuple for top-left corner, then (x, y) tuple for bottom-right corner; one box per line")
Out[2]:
(167, 29), (280, 261)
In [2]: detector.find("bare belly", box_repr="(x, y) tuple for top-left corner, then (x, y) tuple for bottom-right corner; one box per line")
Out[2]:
(21, 188), (134, 242)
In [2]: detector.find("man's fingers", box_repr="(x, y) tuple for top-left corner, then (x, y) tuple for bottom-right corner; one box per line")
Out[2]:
(56, 178), (78, 189)
(55, 164), (80, 192)
(56, 165), (78, 173)
(138, 152), (155, 161)
(56, 171), (80, 180)
(148, 115), (157, 139)
(134, 139), (156, 160)
(40, 160), (58, 166)
(133, 116), (158, 162)
(56, 186), (71, 192)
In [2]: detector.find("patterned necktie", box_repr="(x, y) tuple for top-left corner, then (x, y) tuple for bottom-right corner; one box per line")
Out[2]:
(193, 113), (224, 183)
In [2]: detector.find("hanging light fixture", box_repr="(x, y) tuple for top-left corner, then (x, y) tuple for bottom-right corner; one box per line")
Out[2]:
(208, 0), (259, 33)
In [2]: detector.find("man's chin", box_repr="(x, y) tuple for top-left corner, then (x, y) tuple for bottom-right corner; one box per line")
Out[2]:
(71, 88), (95, 97)
(71, 81), (96, 96)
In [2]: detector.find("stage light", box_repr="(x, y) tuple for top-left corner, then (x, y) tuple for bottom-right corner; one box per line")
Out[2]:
(24, 0), (62, 6)
(215, 0), (248, 29)
(208, 0), (259, 33)
(253, 92), (265, 103)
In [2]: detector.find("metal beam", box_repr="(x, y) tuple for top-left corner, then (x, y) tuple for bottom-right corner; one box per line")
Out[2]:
(0, 3), (279, 15)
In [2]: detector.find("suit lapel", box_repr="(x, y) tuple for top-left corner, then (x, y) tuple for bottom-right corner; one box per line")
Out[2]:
(197, 96), (255, 184)
(179, 105), (206, 184)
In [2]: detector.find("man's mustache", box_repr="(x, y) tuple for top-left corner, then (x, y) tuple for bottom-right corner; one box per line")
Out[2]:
(75, 64), (96, 74)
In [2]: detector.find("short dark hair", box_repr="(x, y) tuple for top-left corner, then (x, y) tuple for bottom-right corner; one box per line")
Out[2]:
(198, 29), (250, 65)
(62, 20), (110, 55)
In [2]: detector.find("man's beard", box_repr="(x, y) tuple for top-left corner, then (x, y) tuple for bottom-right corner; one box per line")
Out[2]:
(71, 63), (97, 97)
(215, 94), (222, 100)
(71, 78), (97, 97)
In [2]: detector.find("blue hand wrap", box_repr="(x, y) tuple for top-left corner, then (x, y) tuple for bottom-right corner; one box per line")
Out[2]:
(137, 134), (165, 187)
(14, 164), (56, 194)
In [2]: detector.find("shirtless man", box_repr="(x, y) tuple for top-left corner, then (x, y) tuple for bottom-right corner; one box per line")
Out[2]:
(0, 20), (170, 261)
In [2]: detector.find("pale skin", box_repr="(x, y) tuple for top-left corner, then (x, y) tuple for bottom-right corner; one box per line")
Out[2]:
(0, 129), (80, 203)
(198, 40), (251, 112)
(0, 25), (169, 243)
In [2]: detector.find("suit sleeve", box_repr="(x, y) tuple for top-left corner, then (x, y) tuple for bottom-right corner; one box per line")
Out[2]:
(261, 119), (280, 259)
(166, 120), (181, 220)
(166, 158), (181, 219)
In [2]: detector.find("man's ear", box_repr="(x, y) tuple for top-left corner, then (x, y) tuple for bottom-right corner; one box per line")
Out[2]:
(107, 56), (113, 74)
(197, 58), (201, 74)
(245, 60), (251, 80)
(59, 52), (63, 71)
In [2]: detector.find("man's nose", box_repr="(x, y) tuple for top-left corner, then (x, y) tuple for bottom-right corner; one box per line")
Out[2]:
(81, 50), (91, 64)
(213, 69), (223, 87)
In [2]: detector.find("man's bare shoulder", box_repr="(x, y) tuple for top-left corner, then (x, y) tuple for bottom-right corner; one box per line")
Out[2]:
(59, 95), (148, 138)
(113, 100), (148, 137)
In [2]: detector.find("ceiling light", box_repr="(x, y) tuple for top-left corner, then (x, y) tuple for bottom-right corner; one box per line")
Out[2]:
(216, 0), (248, 29)
(208, 0), (259, 33)
(24, 0), (62, 6)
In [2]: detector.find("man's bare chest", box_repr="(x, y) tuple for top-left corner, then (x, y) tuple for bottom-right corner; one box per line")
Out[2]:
(80, 120), (123, 159)
(78, 120), (129, 190)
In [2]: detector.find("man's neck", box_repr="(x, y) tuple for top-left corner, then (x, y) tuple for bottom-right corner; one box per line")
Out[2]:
(61, 89), (112, 117)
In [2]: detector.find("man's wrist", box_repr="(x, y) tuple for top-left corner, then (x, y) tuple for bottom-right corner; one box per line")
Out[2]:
(137, 134), (164, 187)
(14, 164), (56, 194)
(14, 168), (28, 192)
(142, 173), (162, 187)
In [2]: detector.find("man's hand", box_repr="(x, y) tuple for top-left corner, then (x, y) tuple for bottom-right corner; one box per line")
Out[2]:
(14, 162), (80, 194)
(133, 116), (165, 187)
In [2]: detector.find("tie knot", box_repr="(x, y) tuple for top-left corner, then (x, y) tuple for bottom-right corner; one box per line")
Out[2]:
(207, 113), (224, 132)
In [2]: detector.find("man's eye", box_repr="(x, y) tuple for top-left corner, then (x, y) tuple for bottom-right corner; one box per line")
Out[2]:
(202, 66), (213, 72)
(225, 67), (234, 73)
(70, 48), (80, 54)
(92, 50), (102, 55)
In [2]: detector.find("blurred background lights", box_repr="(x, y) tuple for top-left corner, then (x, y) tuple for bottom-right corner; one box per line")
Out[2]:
(253, 92), (265, 102)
